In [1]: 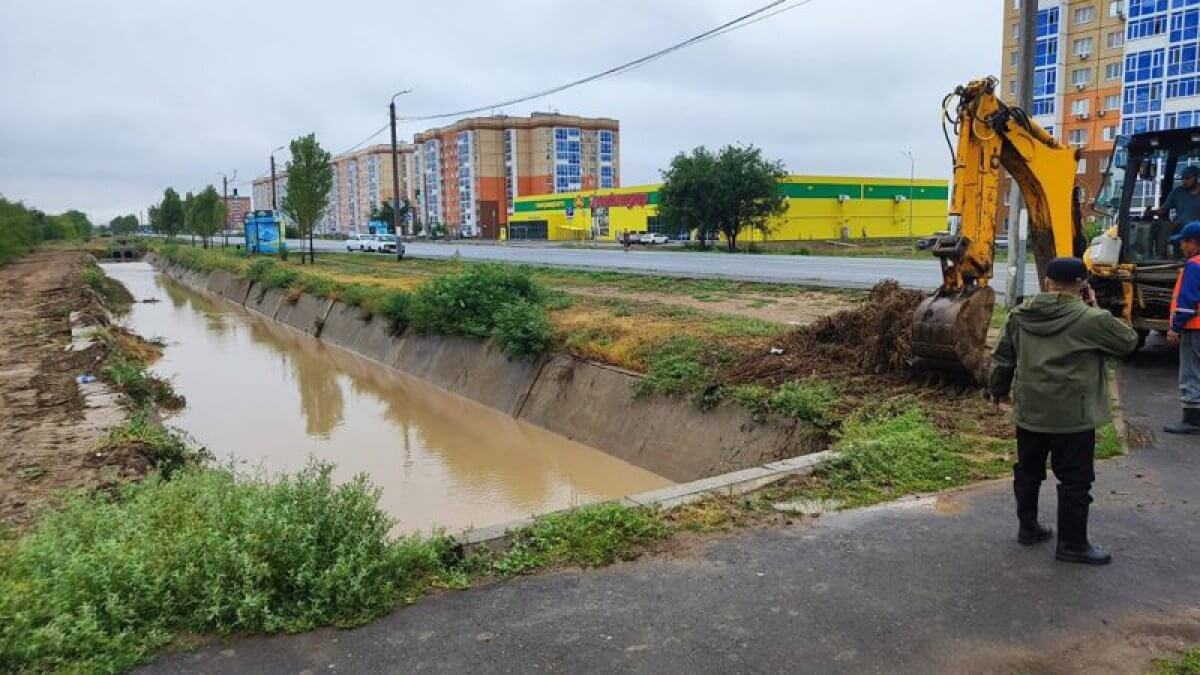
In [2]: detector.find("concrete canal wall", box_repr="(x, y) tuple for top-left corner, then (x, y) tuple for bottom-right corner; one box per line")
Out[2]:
(150, 256), (819, 483)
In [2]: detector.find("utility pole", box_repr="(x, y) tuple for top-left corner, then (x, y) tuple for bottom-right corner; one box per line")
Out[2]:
(1006, 1), (1038, 307)
(902, 149), (915, 237)
(270, 145), (286, 260)
(390, 89), (412, 238)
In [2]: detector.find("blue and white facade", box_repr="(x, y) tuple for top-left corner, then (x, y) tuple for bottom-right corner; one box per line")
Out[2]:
(1121, 0), (1200, 134)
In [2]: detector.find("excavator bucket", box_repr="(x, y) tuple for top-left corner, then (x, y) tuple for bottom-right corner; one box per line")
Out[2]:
(911, 285), (996, 382)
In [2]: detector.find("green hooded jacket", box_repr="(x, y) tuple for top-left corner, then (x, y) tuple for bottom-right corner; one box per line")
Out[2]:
(988, 292), (1139, 434)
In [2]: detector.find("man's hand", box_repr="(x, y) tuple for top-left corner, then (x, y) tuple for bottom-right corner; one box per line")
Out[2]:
(1082, 284), (1098, 307)
(1168, 330), (1182, 347)
(988, 392), (1013, 413)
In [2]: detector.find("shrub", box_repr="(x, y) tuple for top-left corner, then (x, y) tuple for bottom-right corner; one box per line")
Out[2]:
(407, 264), (550, 355)
(0, 463), (455, 674)
(245, 257), (277, 283)
(492, 503), (669, 574)
(492, 299), (553, 357)
(730, 383), (772, 420)
(379, 290), (412, 326)
(80, 261), (105, 293)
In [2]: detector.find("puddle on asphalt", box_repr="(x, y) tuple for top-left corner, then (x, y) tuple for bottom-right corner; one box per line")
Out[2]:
(103, 263), (671, 534)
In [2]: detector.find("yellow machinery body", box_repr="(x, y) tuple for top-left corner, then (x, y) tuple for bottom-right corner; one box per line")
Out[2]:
(912, 78), (1085, 379)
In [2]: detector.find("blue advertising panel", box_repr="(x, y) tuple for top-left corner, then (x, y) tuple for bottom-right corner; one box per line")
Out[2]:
(368, 219), (389, 234)
(243, 211), (284, 254)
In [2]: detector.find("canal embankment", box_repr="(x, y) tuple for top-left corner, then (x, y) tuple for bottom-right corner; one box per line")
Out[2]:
(149, 254), (818, 483)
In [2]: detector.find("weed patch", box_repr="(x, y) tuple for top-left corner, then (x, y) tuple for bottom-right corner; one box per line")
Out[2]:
(634, 335), (711, 398)
(1157, 648), (1200, 674)
(490, 503), (669, 574)
(408, 264), (552, 356)
(98, 412), (205, 478)
(0, 463), (456, 674)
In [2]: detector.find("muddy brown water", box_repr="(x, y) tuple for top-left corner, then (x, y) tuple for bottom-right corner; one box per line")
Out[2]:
(103, 263), (671, 534)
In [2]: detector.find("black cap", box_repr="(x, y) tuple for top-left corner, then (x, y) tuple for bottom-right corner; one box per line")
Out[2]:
(1185, 166), (1200, 179)
(1046, 257), (1088, 283)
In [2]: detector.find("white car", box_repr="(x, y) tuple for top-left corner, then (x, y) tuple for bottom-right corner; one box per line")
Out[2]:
(643, 233), (670, 245)
(373, 234), (401, 255)
(346, 233), (368, 252)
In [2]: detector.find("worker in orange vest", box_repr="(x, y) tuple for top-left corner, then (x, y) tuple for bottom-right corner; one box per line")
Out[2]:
(1165, 221), (1200, 435)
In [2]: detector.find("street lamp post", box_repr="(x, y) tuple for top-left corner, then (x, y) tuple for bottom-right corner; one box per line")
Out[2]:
(901, 150), (915, 237)
(390, 89), (412, 246)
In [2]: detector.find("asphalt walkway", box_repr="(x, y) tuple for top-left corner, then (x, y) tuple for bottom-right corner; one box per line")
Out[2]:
(142, 344), (1199, 674)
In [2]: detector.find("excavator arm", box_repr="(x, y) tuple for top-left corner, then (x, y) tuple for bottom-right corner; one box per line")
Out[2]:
(912, 77), (1084, 379)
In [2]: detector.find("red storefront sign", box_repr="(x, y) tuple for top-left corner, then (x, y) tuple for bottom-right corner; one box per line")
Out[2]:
(590, 193), (649, 209)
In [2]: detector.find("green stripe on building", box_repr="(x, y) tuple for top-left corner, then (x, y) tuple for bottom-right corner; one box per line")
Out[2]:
(861, 184), (949, 200)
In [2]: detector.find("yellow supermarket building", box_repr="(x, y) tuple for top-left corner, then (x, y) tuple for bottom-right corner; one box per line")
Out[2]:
(506, 176), (949, 242)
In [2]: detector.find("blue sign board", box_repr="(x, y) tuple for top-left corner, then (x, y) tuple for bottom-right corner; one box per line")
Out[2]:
(244, 211), (284, 254)
(368, 219), (389, 234)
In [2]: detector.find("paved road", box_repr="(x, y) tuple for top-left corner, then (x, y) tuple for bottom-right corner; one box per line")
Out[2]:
(143, 346), (1199, 674)
(295, 239), (1041, 297)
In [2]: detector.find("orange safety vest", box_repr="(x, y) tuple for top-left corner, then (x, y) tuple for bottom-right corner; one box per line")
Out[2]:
(1171, 254), (1200, 331)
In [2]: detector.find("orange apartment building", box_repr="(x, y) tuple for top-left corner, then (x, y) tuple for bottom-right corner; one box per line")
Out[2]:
(330, 143), (418, 234)
(414, 113), (619, 238)
(222, 193), (251, 231)
(998, 0), (1125, 227)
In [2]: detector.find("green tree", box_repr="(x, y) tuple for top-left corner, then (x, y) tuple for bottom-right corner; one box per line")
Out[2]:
(368, 198), (412, 234)
(182, 192), (196, 246)
(658, 144), (788, 252)
(148, 205), (161, 234)
(188, 186), (224, 248)
(159, 188), (184, 240)
(281, 133), (333, 264)
(59, 210), (93, 240)
(109, 214), (139, 236)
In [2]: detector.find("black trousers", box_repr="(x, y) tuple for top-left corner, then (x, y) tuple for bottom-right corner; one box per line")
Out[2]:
(1013, 427), (1097, 547)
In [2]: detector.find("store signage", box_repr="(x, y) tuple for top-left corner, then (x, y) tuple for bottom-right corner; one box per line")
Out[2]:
(590, 193), (649, 209)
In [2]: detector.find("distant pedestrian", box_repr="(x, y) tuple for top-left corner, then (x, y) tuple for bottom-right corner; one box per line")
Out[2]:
(1165, 221), (1200, 435)
(989, 257), (1139, 565)
(622, 232), (631, 252)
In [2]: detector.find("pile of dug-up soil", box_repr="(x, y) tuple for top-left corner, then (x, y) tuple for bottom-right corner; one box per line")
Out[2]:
(725, 280), (927, 388)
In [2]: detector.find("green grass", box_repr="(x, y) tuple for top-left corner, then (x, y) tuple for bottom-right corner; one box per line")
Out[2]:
(487, 503), (671, 575)
(633, 335), (710, 398)
(729, 379), (841, 427)
(98, 412), (206, 478)
(1097, 422), (1125, 459)
(102, 356), (181, 410)
(1157, 648), (1200, 674)
(821, 404), (970, 507)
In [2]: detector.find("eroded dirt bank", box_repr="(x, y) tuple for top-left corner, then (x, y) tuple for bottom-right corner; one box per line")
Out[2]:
(0, 251), (133, 528)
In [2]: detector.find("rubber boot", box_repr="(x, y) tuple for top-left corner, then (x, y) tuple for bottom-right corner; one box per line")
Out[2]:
(1015, 481), (1053, 545)
(1055, 483), (1111, 565)
(1163, 407), (1200, 435)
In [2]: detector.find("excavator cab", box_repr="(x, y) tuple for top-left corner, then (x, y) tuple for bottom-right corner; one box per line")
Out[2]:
(1090, 128), (1200, 335)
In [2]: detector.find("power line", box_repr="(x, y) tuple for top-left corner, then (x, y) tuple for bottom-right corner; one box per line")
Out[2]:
(250, 0), (816, 187)
(397, 0), (805, 123)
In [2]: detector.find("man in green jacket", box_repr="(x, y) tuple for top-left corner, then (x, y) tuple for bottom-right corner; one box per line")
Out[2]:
(989, 257), (1140, 565)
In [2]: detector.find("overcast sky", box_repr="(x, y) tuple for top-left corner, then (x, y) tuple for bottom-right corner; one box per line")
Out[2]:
(0, 0), (1002, 224)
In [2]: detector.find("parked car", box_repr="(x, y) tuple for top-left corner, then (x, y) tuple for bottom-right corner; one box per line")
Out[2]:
(373, 233), (403, 257)
(915, 231), (950, 251)
(629, 231), (648, 244)
(643, 233), (670, 245)
(346, 233), (367, 252)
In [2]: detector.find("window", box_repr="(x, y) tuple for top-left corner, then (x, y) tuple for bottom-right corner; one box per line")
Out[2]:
(1075, 6), (1096, 25)
(1073, 37), (1094, 56)
(1010, 51), (1019, 67)
(1108, 31), (1124, 49)
(1009, 79), (1018, 95)
(1069, 129), (1089, 146)
(1170, 8), (1200, 42)
(1125, 49), (1164, 83)
(1073, 67), (1093, 86)
(1124, 83), (1163, 115)
(1105, 93), (1121, 110)
(1013, 23), (1021, 41)
(1167, 76), (1200, 98)
(1106, 62), (1123, 80)
(1035, 34), (1059, 67)
(1072, 98), (1091, 116)
(1104, 125), (1118, 141)
(1128, 16), (1168, 40)
(1169, 43), (1200, 77)
(1078, 158), (1088, 174)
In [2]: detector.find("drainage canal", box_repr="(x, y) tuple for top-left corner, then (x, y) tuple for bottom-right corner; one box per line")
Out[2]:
(103, 263), (671, 533)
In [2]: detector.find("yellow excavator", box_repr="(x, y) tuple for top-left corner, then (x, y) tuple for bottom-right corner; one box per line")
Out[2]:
(913, 76), (1187, 379)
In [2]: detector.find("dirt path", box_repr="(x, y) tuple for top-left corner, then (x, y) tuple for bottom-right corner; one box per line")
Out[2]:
(0, 251), (132, 529)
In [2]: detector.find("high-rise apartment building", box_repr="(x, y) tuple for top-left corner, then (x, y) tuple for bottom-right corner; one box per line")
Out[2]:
(998, 0), (1126, 225)
(251, 143), (418, 235)
(413, 113), (619, 238)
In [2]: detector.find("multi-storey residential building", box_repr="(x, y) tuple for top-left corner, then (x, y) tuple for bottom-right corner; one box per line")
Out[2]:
(222, 193), (252, 232)
(331, 143), (418, 234)
(414, 113), (620, 238)
(251, 143), (418, 235)
(998, 0), (1126, 226)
